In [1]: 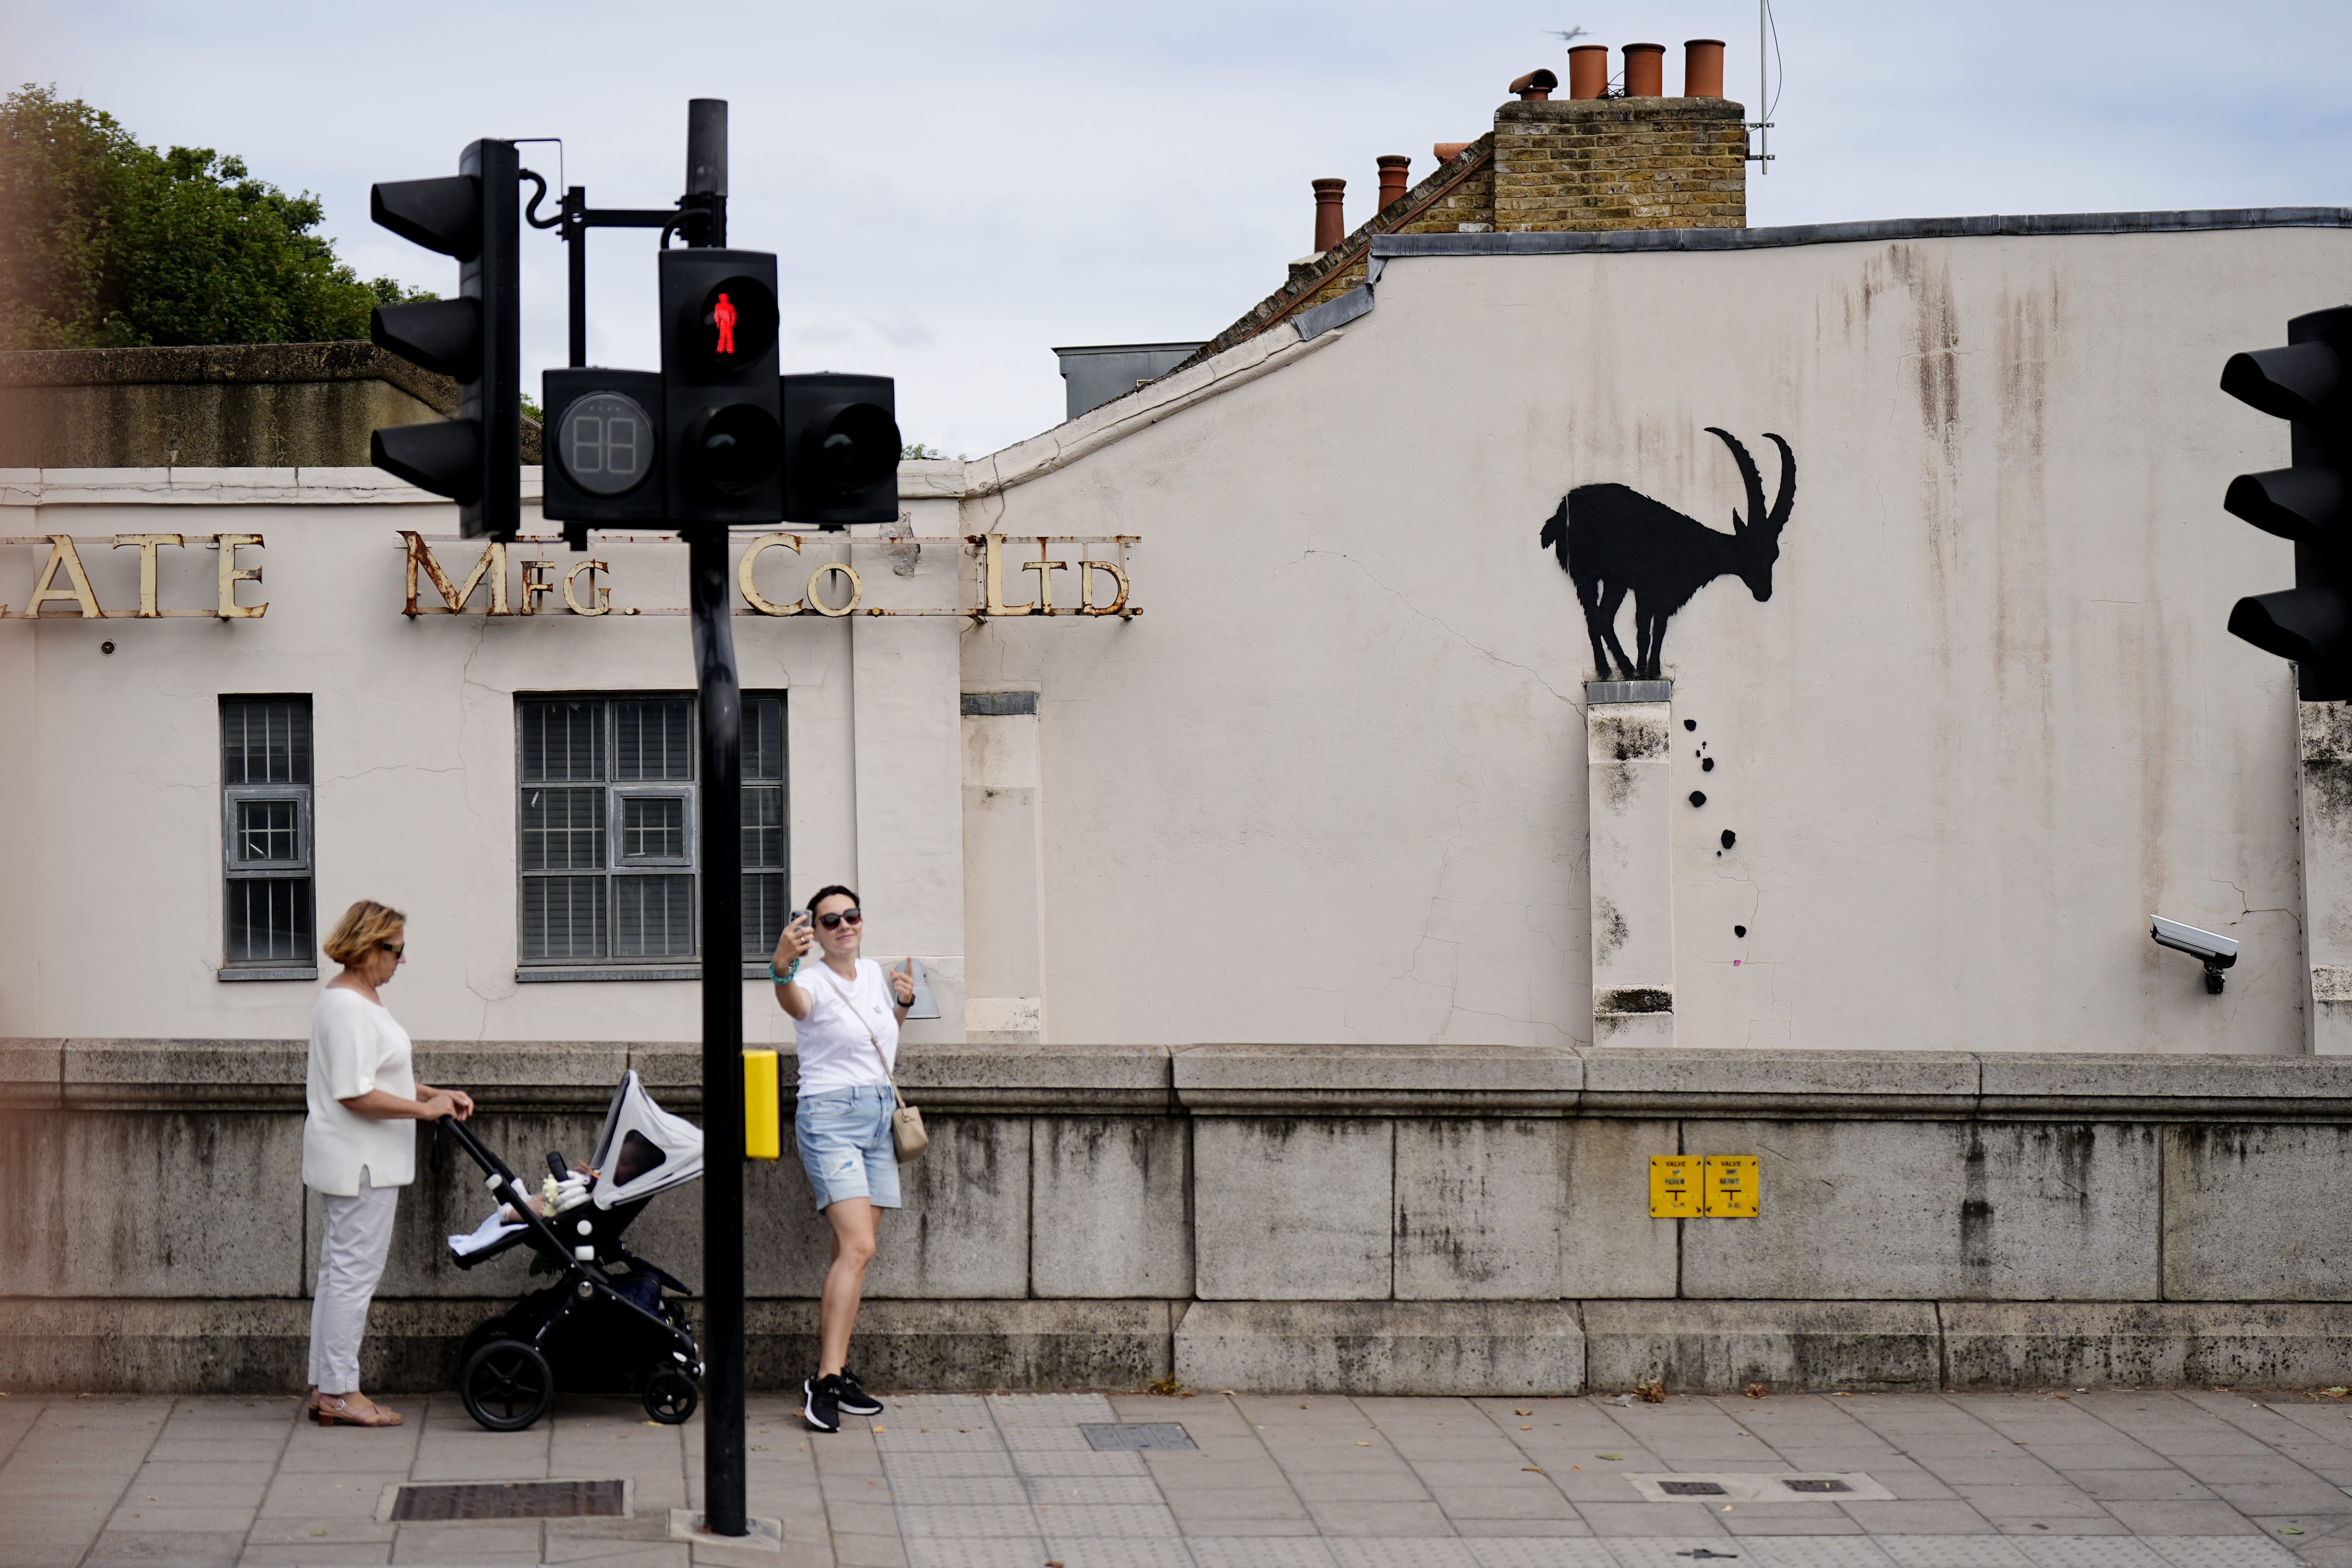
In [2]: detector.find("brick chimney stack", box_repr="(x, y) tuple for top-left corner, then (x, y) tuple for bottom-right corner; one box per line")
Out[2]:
(1310, 179), (1346, 253)
(1493, 55), (1745, 232)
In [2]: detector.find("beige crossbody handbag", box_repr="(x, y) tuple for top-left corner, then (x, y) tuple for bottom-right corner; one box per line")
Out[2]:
(815, 965), (928, 1163)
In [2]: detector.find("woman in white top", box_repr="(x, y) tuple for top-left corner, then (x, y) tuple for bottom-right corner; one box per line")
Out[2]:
(302, 900), (474, 1428)
(770, 884), (914, 1433)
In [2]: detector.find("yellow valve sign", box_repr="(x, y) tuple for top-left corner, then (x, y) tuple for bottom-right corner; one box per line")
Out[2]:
(1649, 1155), (1703, 1218)
(1650, 1155), (1759, 1218)
(744, 1050), (781, 1160)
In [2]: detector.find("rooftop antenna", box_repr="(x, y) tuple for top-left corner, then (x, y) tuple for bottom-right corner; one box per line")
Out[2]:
(1748, 0), (1781, 172)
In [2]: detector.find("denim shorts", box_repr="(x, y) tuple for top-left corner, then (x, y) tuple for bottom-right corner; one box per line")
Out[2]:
(795, 1086), (901, 1211)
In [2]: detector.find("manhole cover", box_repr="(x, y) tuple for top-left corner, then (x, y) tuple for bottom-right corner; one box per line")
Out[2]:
(389, 1479), (627, 1522)
(1658, 1479), (1729, 1496)
(1079, 1423), (1196, 1451)
(1781, 1477), (1852, 1493)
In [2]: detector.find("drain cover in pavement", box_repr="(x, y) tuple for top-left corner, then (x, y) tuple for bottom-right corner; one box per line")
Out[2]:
(388, 1479), (628, 1521)
(1780, 1477), (1853, 1493)
(1079, 1422), (1196, 1451)
(1658, 1479), (1730, 1496)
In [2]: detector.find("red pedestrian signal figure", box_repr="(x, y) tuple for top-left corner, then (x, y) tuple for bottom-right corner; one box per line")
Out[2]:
(713, 292), (737, 356)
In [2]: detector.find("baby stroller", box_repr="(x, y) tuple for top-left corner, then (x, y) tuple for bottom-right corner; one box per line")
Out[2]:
(436, 1069), (705, 1432)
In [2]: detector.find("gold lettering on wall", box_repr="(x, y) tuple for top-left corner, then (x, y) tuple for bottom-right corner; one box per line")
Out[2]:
(517, 558), (556, 615)
(213, 534), (267, 619)
(400, 531), (509, 617)
(1079, 558), (1130, 615)
(737, 532), (805, 616)
(1020, 549), (1070, 611)
(806, 562), (864, 617)
(23, 535), (103, 617)
(563, 559), (612, 616)
(981, 533), (1029, 615)
(112, 534), (184, 618)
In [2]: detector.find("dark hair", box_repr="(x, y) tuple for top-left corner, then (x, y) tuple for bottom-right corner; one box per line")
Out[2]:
(806, 884), (860, 913)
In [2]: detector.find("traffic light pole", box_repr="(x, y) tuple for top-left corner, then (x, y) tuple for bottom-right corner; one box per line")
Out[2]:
(683, 98), (750, 1544)
(690, 527), (748, 1539)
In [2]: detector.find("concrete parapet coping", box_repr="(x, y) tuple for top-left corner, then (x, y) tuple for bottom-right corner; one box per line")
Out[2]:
(1373, 205), (2352, 258)
(14, 1039), (2352, 1120)
(1175, 1042), (1581, 1115)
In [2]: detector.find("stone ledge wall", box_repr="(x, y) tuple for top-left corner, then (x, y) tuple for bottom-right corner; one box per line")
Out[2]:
(7, 1042), (2352, 1394)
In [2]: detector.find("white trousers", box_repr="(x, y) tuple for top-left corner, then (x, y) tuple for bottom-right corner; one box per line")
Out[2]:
(307, 1169), (398, 1393)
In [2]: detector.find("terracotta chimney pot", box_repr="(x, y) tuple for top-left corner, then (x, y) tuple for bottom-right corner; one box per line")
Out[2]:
(1623, 43), (1665, 98)
(1433, 141), (1472, 165)
(1311, 178), (1346, 254)
(1508, 68), (1558, 102)
(1567, 44), (1608, 99)
(1376, 155), (1411, 210)
(1684, 38), (1725, 98)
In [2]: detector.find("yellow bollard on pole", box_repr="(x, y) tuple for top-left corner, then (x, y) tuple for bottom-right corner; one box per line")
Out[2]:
(743, 1050), (781, 1160)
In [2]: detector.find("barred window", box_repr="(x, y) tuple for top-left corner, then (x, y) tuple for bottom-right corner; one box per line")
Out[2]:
(517, 693), (787, 975)
(221, 696), (316, 977)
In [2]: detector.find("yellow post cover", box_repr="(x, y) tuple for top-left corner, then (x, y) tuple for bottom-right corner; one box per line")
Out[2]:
(744, 1050), (781, 1160)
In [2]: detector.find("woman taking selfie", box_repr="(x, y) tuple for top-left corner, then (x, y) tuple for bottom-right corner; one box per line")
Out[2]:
(302, 900), (474, 1428)
(771, 884), (915, 1433)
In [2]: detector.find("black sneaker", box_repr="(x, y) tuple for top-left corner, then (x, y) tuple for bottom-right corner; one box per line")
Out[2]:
(833, 1369), (883, 1417)
(802, 1375), (840, 1433)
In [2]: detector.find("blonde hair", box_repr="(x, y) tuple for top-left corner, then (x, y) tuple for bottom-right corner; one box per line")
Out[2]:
(324, 900), (406, 967)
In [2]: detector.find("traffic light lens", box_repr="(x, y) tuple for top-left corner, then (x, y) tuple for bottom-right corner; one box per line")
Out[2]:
(813, 403), (900, 492)
(691, 404), (782, 495)
(693, 277), (777, 369)
(558, 391), (656, 497)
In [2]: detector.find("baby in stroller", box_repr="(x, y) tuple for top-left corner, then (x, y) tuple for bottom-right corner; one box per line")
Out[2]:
(436, 1069), (706, 1431)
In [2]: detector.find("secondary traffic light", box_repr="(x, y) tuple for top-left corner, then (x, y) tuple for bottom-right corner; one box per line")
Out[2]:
(2224, 305), (2352, 698)
(659, 248), (782, 526)
(541, 368), (664, 529)
(782, 373), (901, 529)
(368, 139), (523, 540)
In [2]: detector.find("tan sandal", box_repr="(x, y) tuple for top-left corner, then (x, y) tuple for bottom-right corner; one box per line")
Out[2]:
(311, 1394), (403, 1427)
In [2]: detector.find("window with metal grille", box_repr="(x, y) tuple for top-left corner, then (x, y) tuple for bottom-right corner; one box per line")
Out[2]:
(221, 696), (315, 978)
(516, 693), (787, 976)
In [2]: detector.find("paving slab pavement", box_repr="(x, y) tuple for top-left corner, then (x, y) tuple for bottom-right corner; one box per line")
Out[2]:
(3, 1389), (2351, 1565)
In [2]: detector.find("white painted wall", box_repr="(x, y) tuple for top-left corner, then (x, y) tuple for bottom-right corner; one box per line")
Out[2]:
(0, 223), (2336, 1052)
(0, 487), (963, 1045)
(957, 226), (2339, 1053)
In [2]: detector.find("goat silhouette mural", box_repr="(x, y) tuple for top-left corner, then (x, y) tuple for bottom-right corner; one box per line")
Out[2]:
(1540, 427), (1797, 681)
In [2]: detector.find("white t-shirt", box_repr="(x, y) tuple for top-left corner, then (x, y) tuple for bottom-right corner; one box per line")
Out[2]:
(303, 986), (419, 1195)
(794, 958), (900, 1097)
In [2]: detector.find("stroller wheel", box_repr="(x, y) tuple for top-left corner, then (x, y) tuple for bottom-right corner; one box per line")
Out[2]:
(460, 1338), (554, 1432)
(642, 1367), (699, 1425)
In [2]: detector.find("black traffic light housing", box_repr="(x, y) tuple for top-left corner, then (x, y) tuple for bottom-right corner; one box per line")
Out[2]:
(368, 139), (522, 540)
(783, 373), (902, 529)
(2224, 305), (2352, 698)
(541, 368), (665, 532)
(660, 249), (782, 526)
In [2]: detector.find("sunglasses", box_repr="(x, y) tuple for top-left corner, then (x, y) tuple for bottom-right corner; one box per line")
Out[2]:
(814, 909), (863, 930)
(380, 942), (406, 957)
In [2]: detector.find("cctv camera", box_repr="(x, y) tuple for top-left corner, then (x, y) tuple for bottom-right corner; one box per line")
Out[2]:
(2151, 915), (2238, 994)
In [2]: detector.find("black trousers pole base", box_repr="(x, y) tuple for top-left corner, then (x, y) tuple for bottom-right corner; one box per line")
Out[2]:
(669, 1508), (780, 1550)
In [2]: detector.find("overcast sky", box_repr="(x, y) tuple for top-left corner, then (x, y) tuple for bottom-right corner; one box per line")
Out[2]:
(8, 1), (2350, 458)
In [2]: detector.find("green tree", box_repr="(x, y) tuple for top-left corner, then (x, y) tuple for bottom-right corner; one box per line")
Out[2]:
(0, 85), (427, 351)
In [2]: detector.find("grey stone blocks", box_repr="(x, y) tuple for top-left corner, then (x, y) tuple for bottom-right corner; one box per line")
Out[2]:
(1194, 1119), (1394, 1300)
(1174, 1300), (1585, 1395)
(1679, 1119), (2160, 1301)
(1583, 1299), (1941, 1393)
(22, 1040), (2352, 1396)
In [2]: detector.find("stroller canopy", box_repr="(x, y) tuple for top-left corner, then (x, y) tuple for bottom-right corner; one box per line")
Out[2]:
(590, 1069), (705, 1209)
